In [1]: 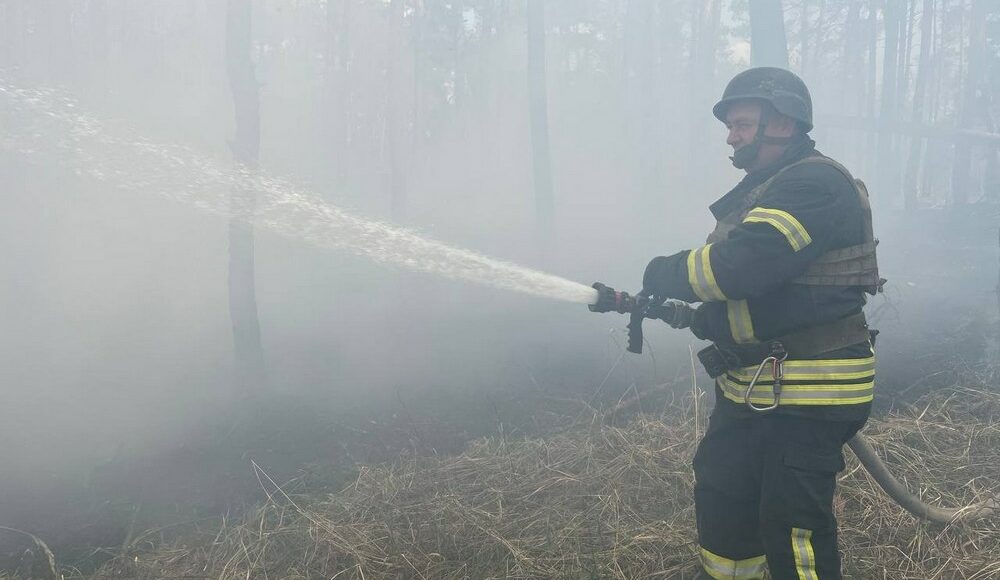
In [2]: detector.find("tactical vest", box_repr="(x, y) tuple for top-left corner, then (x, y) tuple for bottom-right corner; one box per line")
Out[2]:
(706, 157), (882, 295)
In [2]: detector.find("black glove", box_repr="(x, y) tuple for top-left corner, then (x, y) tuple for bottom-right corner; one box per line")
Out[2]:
(688, 303), (710, 340)
(642, 256), (672, 297)
(646, 300), (696, 329)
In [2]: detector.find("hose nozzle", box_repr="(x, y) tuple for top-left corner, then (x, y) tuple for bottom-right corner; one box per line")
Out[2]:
(588, 282), (640, 314)
(588, 282), (654, 354)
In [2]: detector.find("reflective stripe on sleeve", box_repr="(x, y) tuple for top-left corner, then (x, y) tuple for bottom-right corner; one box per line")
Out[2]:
(792, 528), (819, 580)
(686, 244), (727, 302)
(726, 299), (756, 344)
(744, 207), (812, 252)
(700, 547), (767, 580)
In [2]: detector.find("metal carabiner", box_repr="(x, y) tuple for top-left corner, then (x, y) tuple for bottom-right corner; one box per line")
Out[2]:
(744, 345), (788, 413)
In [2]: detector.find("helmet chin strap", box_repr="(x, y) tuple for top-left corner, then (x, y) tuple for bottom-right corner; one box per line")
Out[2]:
(729, 107), (797, 169)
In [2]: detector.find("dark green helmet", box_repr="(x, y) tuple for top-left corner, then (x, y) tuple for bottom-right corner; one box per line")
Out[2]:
(713, 67), (813, 132)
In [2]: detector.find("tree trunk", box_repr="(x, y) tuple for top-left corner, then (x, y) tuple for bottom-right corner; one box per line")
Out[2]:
(225, 0), (266, 393)
(798, 0), (812, 74)
(928, 0), (942, 126)
(686, 0), (722, 180)
(687, 0), (701, 83)
(683, 0), (702, 184)
(748, 0), (789, 67)
(923, 0), (942, 197)
(864, 1), (878, 179)
(839, 0), (864, 169)
(896, 0), (917, 203)
(900, 0), (916, 102)
(811, 0), (826, 76)
(903, 0), (934, 211)
(877, 0), (903, 201)
(625, 0), (665, 203)
(527, 0), (554, 250)
(951, 0), (988, 205)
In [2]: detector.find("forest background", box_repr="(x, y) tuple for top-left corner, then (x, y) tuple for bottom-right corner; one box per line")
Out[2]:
(1, 0), (999, 572)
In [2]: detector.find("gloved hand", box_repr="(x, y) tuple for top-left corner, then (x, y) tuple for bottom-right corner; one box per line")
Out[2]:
(641, 256), (672, 297)
(647, 300), (696, 329)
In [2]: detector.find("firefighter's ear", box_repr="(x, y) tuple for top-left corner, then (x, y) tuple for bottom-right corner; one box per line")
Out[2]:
(765, 112), (797, 137)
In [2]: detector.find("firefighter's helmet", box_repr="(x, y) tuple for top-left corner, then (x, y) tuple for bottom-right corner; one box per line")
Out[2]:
(713, 67), (813, 132)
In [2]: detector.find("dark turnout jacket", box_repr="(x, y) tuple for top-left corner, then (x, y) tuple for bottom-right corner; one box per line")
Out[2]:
(643, 139), (874, 421)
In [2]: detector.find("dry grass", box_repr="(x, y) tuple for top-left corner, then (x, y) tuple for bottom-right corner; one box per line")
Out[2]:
(838, 387), (1000, 579)
(88, 386), (1000, 580)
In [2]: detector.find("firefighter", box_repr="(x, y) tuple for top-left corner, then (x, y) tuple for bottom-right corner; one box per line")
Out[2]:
(640, 67), (881, 579)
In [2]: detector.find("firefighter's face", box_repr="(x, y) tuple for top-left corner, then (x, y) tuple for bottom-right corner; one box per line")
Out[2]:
(724, 101), (796, 171)
(724, 102), (763, 149)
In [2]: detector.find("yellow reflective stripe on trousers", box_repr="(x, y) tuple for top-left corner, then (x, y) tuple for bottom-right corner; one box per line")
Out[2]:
(687, 244), (727, 302)
(792, 528), (819, 580)
(744, 207), (812, 252)
(700, 547), (767, 580)
(719, 356), (875, 406)
(726, 299), (756, 344)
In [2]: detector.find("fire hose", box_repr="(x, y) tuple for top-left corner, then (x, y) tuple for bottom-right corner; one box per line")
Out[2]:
(588, 282), (998, 524)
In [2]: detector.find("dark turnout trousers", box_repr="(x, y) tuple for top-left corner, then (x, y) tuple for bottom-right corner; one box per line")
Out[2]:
(694, 407), (866, 580)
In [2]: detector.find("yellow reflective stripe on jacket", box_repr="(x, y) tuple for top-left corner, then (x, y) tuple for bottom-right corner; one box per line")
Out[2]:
(687, 244), (727, 302)
(719, 356), (875, 406)
(792, 528), (819, 580)
(726, 299), (756, 344)
(700, 547), (767, 580)
(744, 207), (812, 252)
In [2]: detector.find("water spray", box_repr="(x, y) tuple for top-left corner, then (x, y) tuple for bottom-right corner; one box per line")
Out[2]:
(0, 79), (600, 308)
